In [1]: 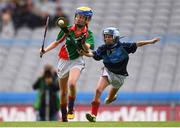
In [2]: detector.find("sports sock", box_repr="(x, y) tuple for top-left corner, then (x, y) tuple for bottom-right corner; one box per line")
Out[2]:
(91, 101), (100, 116)
(60, 104), (67, 121)
(68, 96), (75, 112)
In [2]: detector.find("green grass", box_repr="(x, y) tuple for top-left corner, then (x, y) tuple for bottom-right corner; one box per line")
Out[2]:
(0, 122), (180, 127)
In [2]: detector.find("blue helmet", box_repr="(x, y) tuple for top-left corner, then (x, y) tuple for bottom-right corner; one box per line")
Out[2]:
(103, 27), (120, 41)
(75, 6), (93, 19)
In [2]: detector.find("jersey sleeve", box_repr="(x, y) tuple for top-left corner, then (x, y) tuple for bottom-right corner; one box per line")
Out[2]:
(56, 29), (66, 43)
(92, 45), (105, 60)
(121, 42), (137, 54)
(85, 31), (95, 50)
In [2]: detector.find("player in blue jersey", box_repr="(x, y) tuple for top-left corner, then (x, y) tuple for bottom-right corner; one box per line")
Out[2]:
(83, 27), (160, 122)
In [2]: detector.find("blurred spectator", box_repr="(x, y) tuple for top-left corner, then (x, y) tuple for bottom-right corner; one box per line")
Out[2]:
(0, 0), (68, 31)
(36, 0), (69, 28)
(33, 64), (60, 121)
(0, 0), (9, 11)
(49, 0), (61, 3)
(43, 64), (58, 81)
(12, 0), (44, 29)
(0, 8), (15, 38)
(37, 0), (57, 16)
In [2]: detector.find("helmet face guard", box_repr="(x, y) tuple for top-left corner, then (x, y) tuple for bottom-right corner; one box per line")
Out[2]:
(103, 27), (120, 42)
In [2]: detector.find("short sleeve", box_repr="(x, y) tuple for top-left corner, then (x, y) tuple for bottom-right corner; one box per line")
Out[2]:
(56, 30), (66, 42)
(85, 31), (95, 50)
(121, 42), (137, 54)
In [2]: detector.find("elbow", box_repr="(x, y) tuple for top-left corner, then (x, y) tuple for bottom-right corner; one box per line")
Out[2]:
(136, 43), (142, 47)
(136, 43), (140, 47)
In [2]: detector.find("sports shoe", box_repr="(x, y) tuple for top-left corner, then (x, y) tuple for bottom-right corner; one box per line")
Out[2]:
(62, 116), (68, 122)
(104, 95), (117, 104)
(86, 113), (96, 122)
(67, 110), (75, 119)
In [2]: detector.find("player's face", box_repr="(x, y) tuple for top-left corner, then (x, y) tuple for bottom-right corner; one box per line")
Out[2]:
(45, 77), (53, 85)
(74, 14), (88, 27)
(104, 34), (114, 45)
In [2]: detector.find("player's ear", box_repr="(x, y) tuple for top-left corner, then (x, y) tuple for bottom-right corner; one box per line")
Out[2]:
(85, 18), (89, 24)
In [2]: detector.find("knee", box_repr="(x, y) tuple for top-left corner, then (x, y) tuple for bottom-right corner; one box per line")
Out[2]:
(68, 82), (76, 90)
(60, 90), (67, 97)
(96, 88), (102, 95)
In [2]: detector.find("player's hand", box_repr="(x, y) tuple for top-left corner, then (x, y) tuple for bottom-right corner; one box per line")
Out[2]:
(78, 49), (85, 56)
(78, 49), (94, 57)
(151, 37), (160, 44)
(78, 49), (90, 56)
(81, 44), (89, 53)
(40, 48), (46, 57)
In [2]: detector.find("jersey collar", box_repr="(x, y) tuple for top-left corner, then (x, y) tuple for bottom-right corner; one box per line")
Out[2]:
(69, 25), (88, 34)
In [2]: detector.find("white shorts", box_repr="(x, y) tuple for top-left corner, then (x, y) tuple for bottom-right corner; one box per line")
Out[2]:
(102, 67), (126, 89)
(57, 57), (85, 78)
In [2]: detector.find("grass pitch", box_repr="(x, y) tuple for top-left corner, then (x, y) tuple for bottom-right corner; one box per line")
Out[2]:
(0, 122), (180, 127)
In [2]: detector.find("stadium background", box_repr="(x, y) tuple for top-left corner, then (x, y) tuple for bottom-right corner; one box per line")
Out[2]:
(0, 0), (180, 121)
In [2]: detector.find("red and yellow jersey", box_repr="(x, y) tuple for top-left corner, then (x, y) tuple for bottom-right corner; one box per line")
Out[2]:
(56, 25), (94, 60)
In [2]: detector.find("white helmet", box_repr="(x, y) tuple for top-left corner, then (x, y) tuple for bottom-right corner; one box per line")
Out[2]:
(103, 27), (120, 42)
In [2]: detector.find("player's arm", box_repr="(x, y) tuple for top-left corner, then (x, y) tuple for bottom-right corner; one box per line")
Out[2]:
(80, 50), (94, 57)
(40, 30), (66, 55)
(136, 37), (160, 47)
(42, 41), (60, 53)
(40, 41), (61, 56)
(82, 45), (104, 61)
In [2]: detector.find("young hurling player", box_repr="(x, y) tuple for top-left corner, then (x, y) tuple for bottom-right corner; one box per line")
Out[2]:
(40, 6), (94, 122)
(82, 27), (160, 122)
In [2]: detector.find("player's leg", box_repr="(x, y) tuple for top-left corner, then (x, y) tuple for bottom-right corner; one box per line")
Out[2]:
(86, 76), (109, 122)
(104, 74), (126, 104)
(67, 67), (81, 119)
(59, 76), (68, 122)
(93, 76), (109, 103)
(104, 87), (119, 104)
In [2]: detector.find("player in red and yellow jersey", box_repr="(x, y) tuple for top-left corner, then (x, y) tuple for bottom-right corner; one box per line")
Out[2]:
(40, 6), (94, 122)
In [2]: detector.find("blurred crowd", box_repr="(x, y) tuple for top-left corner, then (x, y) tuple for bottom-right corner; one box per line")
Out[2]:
(0, 0), (69, 37)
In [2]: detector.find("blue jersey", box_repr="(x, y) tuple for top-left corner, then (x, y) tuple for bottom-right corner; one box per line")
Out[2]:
(93, 41), (137, 76)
